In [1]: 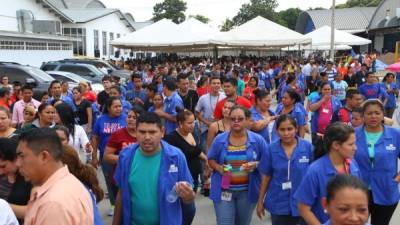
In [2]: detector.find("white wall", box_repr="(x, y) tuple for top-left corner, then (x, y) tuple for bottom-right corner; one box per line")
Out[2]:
(0, 0), (61, 32)
(63, 12), (132, 58)
(0, 49), (73, 67)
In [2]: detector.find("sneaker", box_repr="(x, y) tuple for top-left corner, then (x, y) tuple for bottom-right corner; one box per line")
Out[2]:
(107, 205), (114, 217)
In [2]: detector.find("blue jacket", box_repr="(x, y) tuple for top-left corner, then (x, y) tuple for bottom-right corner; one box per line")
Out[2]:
(250, 106), (275, 144)
(163, 92), (184, 134)
(380, 82), (397, 109)
(114, 141), (193, 225)
(294, 154), (361, 223)
(207, 130), (267, 203)
(310, 95), (342, 134)
(259, 138), (314, 216)
(355, 126), (400, 205)
(272, 102), (307, 142)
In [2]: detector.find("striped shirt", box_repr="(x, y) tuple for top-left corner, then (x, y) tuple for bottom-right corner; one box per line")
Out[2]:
(225, 144), (249, 191)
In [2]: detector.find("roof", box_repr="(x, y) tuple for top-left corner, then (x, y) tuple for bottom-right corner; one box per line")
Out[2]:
(295, 7), (377, 34)
(131, 21), (154, 31)
(61, 9), (118, 23)
(368, 0), (400, 30)
(0, 30), (79, 41)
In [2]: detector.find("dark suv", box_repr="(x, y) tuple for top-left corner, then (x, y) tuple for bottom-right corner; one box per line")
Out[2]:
(0, 63), (54, 98)
(41, 62), (104, 84)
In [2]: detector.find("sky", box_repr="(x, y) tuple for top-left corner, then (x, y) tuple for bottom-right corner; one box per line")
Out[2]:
(100, 0), (347, 28)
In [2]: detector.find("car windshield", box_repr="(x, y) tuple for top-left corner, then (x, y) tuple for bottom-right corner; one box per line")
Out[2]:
(25, 67), (55, 82)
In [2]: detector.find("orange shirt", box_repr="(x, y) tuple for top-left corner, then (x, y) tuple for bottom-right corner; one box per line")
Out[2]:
(24, 166), (93, 225)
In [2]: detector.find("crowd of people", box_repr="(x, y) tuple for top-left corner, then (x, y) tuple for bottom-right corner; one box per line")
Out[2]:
(0, 54), (399, 225)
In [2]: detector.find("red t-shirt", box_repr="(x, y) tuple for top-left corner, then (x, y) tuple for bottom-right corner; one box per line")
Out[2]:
(213, 96), (252, 120)
(106, 128), (137, 154)
(83, 91), (97, 102)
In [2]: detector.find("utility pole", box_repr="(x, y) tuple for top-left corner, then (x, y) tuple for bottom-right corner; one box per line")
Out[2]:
(330, 0), (336, 61)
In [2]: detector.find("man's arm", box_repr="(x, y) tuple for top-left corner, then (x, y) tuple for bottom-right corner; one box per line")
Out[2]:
(112, 191), (123, 225)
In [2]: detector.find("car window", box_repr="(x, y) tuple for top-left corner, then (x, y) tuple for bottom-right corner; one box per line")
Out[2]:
(50, 74), (73, 83)
(59, 65), (91, 76)
(41, 65), (57, 71)
(1, 67), (31, 84)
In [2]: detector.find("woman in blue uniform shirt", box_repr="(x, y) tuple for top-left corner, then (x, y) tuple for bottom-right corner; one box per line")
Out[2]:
(208, 105), (268, 225)
(354, 99), (400, 225)
(272, 89), (307, 141)
(256, 114), (313, 225)
(294, 122), (361, 225)
(380, 72), (398, 118)
(322, 175), (370, 225)
(250, 89), (275, 144)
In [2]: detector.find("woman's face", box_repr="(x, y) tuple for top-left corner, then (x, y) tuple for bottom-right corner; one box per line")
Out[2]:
(72, 90), (82, 101)
(277, 120), (297, 143)
(56, 130), (69, 146)
(153, 95), (163, 107)
(54, 110), (61, 124)
(39, 105), (55, 125)
(126, 111), (137, 130)
(108, 100), (122, 117)
(325, 187), (369, 225)
(23, 108), (36, 123)
(0, 159), (18, 176)
(0, 111), (10, 131)
(229, 108), (247, 132)
(281, 93), (294, 107)
(180, 114), (195, 133)
(321, 84), (332, 96)
(386, 75), (394, 83)
(363, 104), (384, 128)
(257, 96), (272, 112)
(222, 102), (235, 119)
(2, 76), (9, 85)
(334, 133), (357, 159)
(248, 78), (257, 88)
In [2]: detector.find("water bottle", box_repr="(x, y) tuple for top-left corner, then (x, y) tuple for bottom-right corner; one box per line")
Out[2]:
(85, 151), (92, 164)
(221, 164), (232, 190)
(166, 184), (178, 203)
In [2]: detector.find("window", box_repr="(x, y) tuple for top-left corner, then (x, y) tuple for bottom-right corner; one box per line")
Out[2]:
(48, 43), (61, 50)
(25, 42), (47, 50)
(1, 67), (31, 84)
(41, 65), (57, 71)
(63, 28), (70, 35)
(94, 30), (99, 51)
(102, 31), (107, 56)
(58, 65), (91, 76)
(63, 27), (86, 55)
(0, 40), (24, 50)
(62, 43), (72, 50)
(49, 74), (73, 83)
(117, 33), (120, 38)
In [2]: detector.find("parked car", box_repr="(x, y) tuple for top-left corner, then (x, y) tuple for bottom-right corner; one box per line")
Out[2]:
(0, 64), (54, 99)
(41, 62), (104, 84)
(59, 58), (131, 83)
(45, 71), (104, 93)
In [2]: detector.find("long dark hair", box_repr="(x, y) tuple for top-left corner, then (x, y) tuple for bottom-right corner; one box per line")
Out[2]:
(103, 97), (122, 115)
(326, 175), (369, 204)
(55, 103), (76, 139)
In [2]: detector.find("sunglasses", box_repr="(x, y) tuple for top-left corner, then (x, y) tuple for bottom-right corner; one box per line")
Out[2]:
(230, 117), (245, 122)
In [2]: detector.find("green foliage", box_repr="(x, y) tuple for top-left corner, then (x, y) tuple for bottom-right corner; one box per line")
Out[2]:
(335, 0), (382, 8)
(152, 0), (187, 24)
(220, 18), (234, 32)
(232, 0), (279, 26)
(277, 8), (303, 30)
(189, 15), (211, 24)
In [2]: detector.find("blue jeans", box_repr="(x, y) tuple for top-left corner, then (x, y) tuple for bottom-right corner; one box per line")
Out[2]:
(101, 160), (117, 205)
(182, 202), (196, 225)
(213, 190), (255, 225)
(271, 215), (306, 225)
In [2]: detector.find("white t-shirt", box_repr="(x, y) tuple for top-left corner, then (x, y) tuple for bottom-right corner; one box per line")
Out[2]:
(68, 125), (89, 153)
(0, 199), (18, 225)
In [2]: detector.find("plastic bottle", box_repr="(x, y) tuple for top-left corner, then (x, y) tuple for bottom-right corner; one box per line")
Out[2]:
(166, 183), (178, 203)
(221, 164), (232, 190)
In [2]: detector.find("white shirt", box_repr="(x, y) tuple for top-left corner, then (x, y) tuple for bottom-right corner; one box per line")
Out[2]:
(68, 125), (89, 155)
(0, 199), (18, 225)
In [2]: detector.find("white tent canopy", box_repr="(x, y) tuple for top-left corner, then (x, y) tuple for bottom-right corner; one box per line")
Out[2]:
(214, 16), (311, 47)
(282, 44), (352, 51)
(178, 18), (219, 37)
(305, 26), (371, 46)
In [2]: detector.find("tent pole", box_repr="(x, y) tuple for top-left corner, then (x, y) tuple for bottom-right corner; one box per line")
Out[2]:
(213, 46), (218, 62)
(330, 0), (336, 61)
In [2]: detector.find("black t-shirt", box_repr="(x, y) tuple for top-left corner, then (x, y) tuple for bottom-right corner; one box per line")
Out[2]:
(74, 99), (92, 125)
(178, 90), (199, 113)
(97, 91), (109, 110)
(7, 173), (32, 206)
(164, 131), (202, 179)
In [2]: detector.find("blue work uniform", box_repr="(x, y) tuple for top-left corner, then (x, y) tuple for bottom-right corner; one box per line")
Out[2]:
(271, 103), (307, 142)
(258, 138), (314, 216)
(207, 130), (268, 203)
(354, 126), (400, 205)
(310, 96), (342, 134)
(163, 92), (184, 134)
(114, 141), (193, 225)
(294, 154), (361, 223)
(250, 106), (275, 144)
(380, 82), (397, 109)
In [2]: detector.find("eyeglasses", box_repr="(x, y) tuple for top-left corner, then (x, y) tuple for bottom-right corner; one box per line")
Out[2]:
(230, 117), (245, 122)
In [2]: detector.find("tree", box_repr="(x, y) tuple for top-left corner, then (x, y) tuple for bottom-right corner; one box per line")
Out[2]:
(189, 14), (210, 24)
(277, 8), (302, 30)
(220, 18), (234, 31)
(152, 0), (187, 24)
(232, 0), (279, 26)
(336, 0), (382, 8)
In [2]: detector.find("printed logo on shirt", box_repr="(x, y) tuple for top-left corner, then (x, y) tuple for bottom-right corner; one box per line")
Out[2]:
(168, 164), (178, 173)
(102, 123), (123, 134)
(299, 156), (310, 163)
(385, 144), (396, 151)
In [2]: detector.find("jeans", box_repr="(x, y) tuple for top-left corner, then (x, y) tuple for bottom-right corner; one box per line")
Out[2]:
(271, 215), (306, 225)
(213, 190), (255, 225)
(182, 202), (196, 225)
(101, 160), (117, 205)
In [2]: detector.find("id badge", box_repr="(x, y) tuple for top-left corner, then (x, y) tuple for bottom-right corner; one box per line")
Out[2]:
(282, 181), (292, 190)
(221, 191), (232, 201)
(322, 108), (329, 113)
